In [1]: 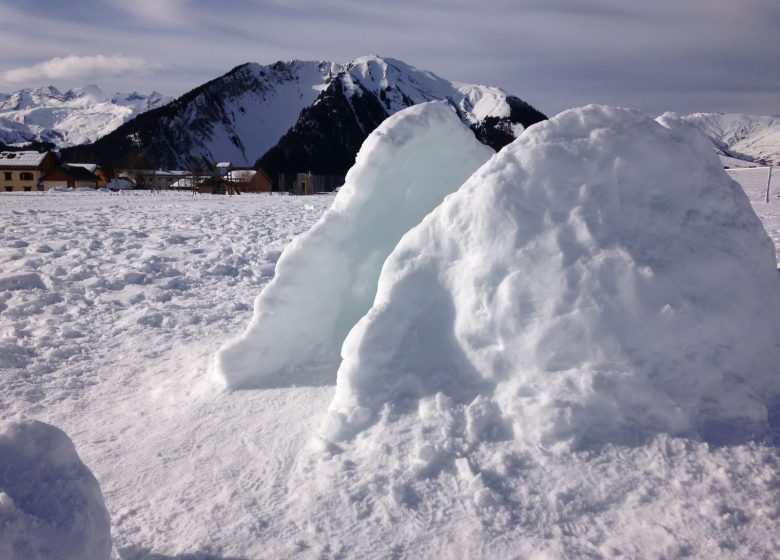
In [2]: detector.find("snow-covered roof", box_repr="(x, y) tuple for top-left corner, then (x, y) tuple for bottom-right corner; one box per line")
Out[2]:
(0, 151), (49, 167)
(227, 169), (256, 182)
(67, 163), (99, 173)
(152, 170), (189, 177)
(171, 176), (208, 188)
(216, 162), (232, 168)
(41, 165), (99, 182)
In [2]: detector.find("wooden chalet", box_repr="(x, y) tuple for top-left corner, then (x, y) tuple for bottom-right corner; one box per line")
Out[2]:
(40, 164), (102, 190)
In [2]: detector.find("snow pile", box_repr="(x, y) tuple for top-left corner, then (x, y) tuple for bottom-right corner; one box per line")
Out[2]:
(322, 104), (780, 451)
(0, 420), (111, 560)
(215, 102), (493, 389)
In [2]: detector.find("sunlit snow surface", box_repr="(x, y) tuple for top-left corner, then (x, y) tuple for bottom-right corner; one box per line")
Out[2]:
(1, 178), (780, 555)
(0, 191), (335, 558)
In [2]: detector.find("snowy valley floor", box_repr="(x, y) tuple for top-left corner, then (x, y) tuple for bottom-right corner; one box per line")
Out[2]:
(1, 190), (780, 559)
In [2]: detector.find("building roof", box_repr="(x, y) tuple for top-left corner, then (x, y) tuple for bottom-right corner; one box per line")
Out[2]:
(171, 176), (209, 188)
(0, 151), (49, 167)
(67, 163), (99, 173)
(227, 169), (257, 182)
(65, 165), (100, 181)
(216, 162), (232, 168)
(41, 165), (100, 183)
(151, 170), (189, 177)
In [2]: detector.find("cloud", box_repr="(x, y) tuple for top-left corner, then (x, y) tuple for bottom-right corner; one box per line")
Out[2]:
(111, 0), (195, 26)
(0, 55), (162, 84)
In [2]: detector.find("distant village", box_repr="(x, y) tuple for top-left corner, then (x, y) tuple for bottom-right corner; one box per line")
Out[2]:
(0, 149), (345, 195)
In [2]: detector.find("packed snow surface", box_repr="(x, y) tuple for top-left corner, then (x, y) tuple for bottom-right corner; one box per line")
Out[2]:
(215, 102), (493, 389)
(0, 420), (111, 560)
(2, 104), (780, 557)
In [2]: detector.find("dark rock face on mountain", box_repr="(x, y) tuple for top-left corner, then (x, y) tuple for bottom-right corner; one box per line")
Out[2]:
(256, 76), (388, 177)
(470, 97), (547, 151)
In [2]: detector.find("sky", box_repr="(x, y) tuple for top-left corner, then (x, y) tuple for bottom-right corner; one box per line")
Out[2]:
(0, 0), (778, 117)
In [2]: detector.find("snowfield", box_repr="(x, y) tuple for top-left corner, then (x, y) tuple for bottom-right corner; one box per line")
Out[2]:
(0, 191), (335, 558)
(2, 109), (780, 558)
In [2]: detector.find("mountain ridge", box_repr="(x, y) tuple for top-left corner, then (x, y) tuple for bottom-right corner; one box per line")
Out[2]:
(662, 111), (780, 166)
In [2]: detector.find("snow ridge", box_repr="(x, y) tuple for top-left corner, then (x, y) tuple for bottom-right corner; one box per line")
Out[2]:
(215, 102), (494, 389)
(342, 55), (516, 124)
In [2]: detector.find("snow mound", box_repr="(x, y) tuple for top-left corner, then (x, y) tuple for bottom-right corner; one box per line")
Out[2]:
(323, 104), (780, 450)
(0, 420), (111, 560)
(0, 272), (46, 291)
(215, 102), (494, 389)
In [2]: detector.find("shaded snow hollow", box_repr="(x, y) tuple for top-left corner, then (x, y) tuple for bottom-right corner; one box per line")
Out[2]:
(215, 102), (494, 388)
(0, 420), (111, 560)
(321, 104), (780, 451)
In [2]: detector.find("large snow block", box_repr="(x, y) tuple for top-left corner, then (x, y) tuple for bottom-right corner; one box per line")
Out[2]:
(323, 104), (780, 450)
(214, 102), (494, 389)
(0, 420), (112, 560)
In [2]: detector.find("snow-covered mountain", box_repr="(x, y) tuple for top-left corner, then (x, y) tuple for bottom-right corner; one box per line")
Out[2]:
(666, 112), (780, 166)
(0, 85), (169, 146)
(257, 56), (546, 178)
(62, 56), (546, 173)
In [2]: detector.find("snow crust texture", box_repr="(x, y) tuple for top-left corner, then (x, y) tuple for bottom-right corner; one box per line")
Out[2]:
(0, 420), (111, 560)
(323, 104), (780, 450)
(215, 102), (494, 389)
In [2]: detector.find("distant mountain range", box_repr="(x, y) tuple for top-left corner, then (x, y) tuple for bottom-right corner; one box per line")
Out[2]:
(0, 85), (169, 146)
(3, 56), (778, 178)
(664, 112), (780, 166)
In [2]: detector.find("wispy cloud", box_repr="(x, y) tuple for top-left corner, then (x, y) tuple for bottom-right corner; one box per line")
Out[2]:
(0, 54), (162, 84)
(0, 1), (778, 115)
(111, 0), (195, 26)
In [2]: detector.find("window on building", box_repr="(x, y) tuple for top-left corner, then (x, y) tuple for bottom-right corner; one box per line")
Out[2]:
(3, 172), (11, 181)
(5, 186), (13, 192)
(23, 186), (32, 192)
(37, 185), (44, 192)
(20, 172), (34, 181)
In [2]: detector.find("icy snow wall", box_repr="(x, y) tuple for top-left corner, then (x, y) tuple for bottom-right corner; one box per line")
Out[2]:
(0, 420), (112, 560)
(323, 105), (780, 450)
(215, 102), (494, 389)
